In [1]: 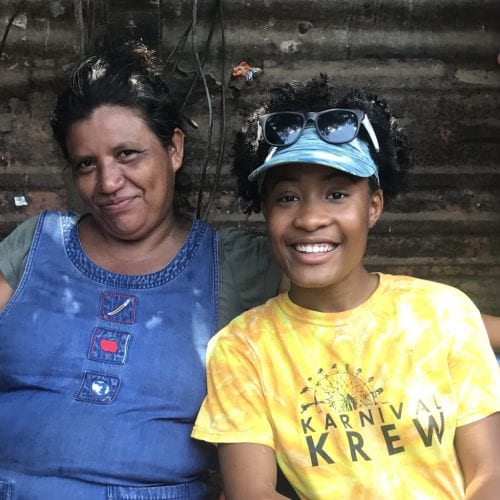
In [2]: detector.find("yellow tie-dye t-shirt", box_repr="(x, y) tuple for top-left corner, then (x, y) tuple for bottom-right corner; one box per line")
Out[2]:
(193, 274), (500, 499)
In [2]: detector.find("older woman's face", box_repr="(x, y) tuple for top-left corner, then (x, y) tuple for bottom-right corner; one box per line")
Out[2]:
(66, 105), (184, 241)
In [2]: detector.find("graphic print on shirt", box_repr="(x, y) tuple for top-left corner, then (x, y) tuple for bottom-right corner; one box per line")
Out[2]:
(300, 363), (384, 414)
(298, 362), (445, 467)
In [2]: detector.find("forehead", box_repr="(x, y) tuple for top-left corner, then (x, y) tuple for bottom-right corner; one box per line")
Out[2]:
(264, 163), (360, 187)
(76, 105), (147, 133)
(66, 105), (156, 151)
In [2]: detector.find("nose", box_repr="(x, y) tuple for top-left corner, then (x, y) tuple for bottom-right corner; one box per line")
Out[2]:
(97, 160), (125, 194)
(293, 199), (331, 232)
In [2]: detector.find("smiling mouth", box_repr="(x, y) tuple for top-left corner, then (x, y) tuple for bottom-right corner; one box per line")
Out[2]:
(294, 243), (336, 254)
(100, 197), (134, 208)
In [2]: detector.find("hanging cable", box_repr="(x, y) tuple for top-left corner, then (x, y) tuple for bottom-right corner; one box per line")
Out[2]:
(163, 1), (208, 131)
(73, 0), (86, 55)
(180, 0), (219, 112)
(166, 22), (191, 77)
(0, 0), (28, 61)
(202, 0), (226, 220)
(192, 0), (214, 218)
(164, 0), (225, 219)
(165, 0), (207, 78)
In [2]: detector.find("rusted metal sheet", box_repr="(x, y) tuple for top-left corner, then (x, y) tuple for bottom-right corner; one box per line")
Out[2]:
(0, 0), (499, 312)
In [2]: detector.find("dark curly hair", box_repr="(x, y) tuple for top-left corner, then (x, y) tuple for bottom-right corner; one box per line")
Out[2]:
(232, 74), (410, 213)
(51, 42), (191, 216)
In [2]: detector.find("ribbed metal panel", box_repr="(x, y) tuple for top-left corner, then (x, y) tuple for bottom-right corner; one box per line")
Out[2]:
(0, 0), (499, 312)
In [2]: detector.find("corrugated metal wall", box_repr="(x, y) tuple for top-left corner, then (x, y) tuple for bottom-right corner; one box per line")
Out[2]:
(1, 0), (499, 313)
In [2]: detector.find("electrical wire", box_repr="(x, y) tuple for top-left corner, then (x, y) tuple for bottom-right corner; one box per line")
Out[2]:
(74, 0), (86, 55)
(163, 0), (226, 219)
(202, 0), (226, 220)
(165, 0), (207, 78)
(180, 0), (219, 112)
(166, 22), (191, 77)
(0, 0), (28, 61)
(191, 0), (214, 219)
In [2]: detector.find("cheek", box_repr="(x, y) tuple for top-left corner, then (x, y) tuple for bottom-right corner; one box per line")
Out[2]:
(345, 204), (372, 230)
(73, 175), (93, 201)
(161, 167), (176, 194)
(140, 161), (168, 187)
(149, 167), (176, 206)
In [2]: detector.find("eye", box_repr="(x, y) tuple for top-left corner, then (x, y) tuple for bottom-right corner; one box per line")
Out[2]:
(117, 149), (138, 161)
(73, 158), (96, 173)
(327, 191), (347, 200)
(277, 194), (299, 203)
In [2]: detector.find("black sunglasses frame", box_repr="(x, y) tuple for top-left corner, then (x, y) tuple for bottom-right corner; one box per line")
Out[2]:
(258, 108), (380, 152)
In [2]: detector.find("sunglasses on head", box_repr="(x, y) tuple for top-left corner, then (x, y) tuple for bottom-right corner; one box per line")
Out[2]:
(258, 108), (380, 153)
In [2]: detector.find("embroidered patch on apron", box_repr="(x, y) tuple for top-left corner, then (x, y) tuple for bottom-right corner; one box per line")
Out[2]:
(75, 371), (121, 404)
(88, 327), (131, 364)
(98, 292), (137, 324)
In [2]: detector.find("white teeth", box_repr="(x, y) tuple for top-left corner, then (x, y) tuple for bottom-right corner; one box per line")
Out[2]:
(295, 243), (334, 254)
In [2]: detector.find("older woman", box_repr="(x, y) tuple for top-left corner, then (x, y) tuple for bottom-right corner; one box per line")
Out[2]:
(0, 44), (281, 499)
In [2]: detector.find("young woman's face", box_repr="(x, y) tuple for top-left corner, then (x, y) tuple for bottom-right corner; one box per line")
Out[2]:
(66, 105), (184, 241)
(262, 163), (383, 309)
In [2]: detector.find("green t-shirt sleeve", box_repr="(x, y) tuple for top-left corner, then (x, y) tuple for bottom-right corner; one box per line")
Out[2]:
(0, 215), (39, 289)
(217, 228), (282, 329)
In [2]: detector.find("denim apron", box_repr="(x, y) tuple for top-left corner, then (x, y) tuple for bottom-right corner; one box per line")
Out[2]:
(0, 211), (218, 499)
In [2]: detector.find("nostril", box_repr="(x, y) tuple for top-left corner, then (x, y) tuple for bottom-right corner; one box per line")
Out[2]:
(97, 166), (125, 192)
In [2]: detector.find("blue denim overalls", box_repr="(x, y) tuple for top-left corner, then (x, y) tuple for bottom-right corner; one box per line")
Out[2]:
(0, 211), (218, 499)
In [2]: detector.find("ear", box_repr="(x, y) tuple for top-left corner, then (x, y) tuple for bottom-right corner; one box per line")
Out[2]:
(168, 128), (185, 173)
(368, 188), (384, 229)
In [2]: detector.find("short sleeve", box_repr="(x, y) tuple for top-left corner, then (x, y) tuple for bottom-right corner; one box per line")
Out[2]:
(192, 319), (275, 448)
(217, 228), (281, 329)
(446, 290), (500, 427)
(0, 215), (39, 289)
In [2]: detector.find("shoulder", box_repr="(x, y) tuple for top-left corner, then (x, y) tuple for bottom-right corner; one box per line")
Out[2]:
(217, 227), (273, 278)
(0, 211), (73, 289)
(2, 214), (41, 241)
(218, 227), (269, 257)
(217, 228), (281, 328)
(217, 227), (278, 281)
(214, 296), (283, 346)
(381, 273), (476, 308)
(0, 214), (41, 289)
(379, 274), (484, 341)
(0, 213), (41, 257)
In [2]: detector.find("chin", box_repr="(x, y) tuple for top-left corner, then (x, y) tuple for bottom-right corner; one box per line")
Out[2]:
(289, 278), (334, 290)
(288, 270), (338, 288)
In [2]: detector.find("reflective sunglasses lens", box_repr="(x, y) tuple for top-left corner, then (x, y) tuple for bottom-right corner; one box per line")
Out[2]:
(265, 114), (305, 146)
(317, 110), (359, 143)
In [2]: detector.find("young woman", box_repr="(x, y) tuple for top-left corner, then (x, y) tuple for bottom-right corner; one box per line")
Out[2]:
(193, 77), (500, 499)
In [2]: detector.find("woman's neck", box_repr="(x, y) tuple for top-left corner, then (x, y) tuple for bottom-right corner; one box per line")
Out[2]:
(77, 215), (190, 275)
(288, 268), (379, 313)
